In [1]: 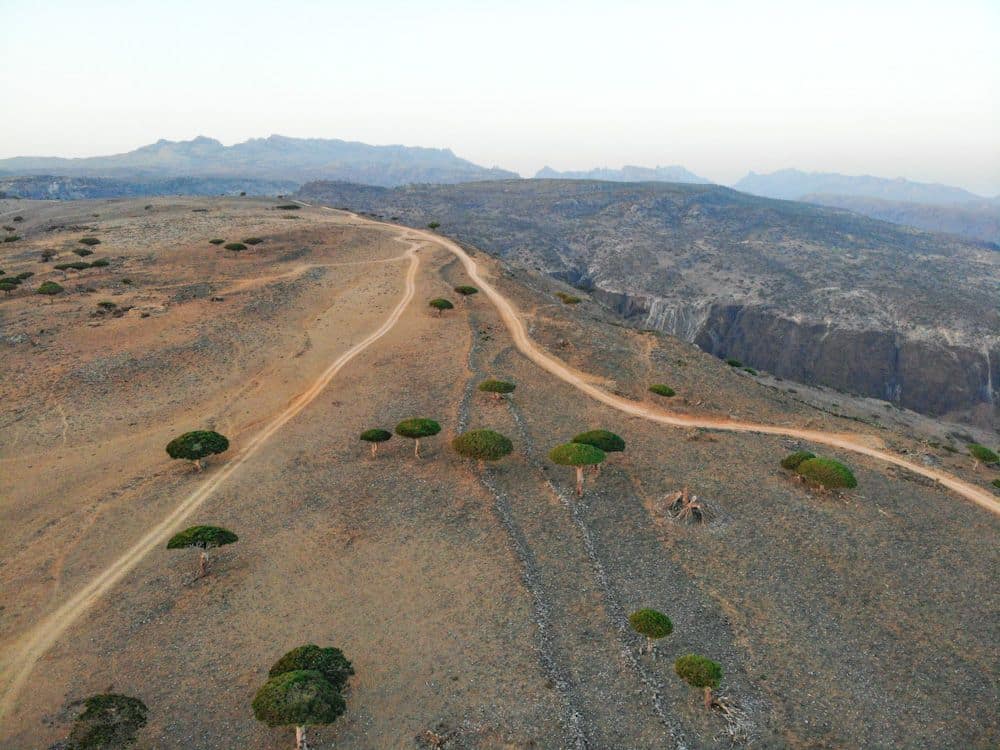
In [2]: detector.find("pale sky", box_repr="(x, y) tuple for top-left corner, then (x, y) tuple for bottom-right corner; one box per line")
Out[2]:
(2, 0), (998, 194)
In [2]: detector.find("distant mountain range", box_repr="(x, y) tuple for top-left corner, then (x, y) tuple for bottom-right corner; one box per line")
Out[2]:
(0, 174), (298, 200)
(733, 168), (985, 204)
(0, 135), (518, 187)
(534, 164), (710, 184)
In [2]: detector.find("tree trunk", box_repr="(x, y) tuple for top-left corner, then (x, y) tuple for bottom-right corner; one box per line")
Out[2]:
(193, 458), (203, 472)
(703, 686), (713, 709)
(295, 725), (308, 750)
(414, 439), (421, 458)
(370, 443), (377, 458)
(198, 549), (209, 578)
(647, 636), (654, 657)
(575, 466), (584, 497)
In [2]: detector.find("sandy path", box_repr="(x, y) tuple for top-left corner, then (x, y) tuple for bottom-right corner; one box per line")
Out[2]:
(0, 239), (422, 722)
(323, 205), (999, 518)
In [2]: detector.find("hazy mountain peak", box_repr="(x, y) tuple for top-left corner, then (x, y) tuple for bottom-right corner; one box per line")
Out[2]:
(734, 168), (983, 204)
(533, 164), (710, 184)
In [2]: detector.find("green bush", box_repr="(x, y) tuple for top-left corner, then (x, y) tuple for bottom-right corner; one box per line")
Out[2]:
(121, 277), (133, 284)
(41, 249), (57, 261)
(37, 281), (64, 295)
(67, 261), (91, 270)
(780, 451), (816, 470)
(969, 444), (999, 464)
(90, 258), (110, 268)
(796, 457), (858, 489)
(269, 645), (354, 692)
(78, 237), (101, 246)
(252, 669), (345, 728)
(54, 263), (73, 271)
(429, 298), (454, 314)
(360, 428), (392, 443)
(74, 248), (94, 257)
(165, 430), (230, 469)
(224, 242), (247, 252)
(64, 693), (148, 750)
(242, 237), (263, 245)
(454, 285), (478, 296)
(98, 301), (117, 310)
(629, 608), (673, 654)
(15, 271), (34, 280)
(3, 235), (20, 242)
(209, 238), (225, 245)
(555, 291), (581, 304)
(675, 653), (722, 688)
(549, 442), (605, 466)
(648, 384), (675, 397)
(0, 281), (17, 294)
(743, 367), (758, 375)
(452, 429), (514, 462)
(12, 215), (23, 222)
(275, 204), (301, 210)
(572, 430), (625, 454)
(725, 358), (742, 367)
(992, 478), (1000, 490)
(427, 221), (440, 229)
(478, 378), (516, 397)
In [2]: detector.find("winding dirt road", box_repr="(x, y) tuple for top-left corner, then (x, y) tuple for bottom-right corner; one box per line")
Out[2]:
(2, 207), (997, 725)
(0, 238), (421, 722)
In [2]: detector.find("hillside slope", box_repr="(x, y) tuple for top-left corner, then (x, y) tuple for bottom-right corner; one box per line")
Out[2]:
(0, 135), (518, 186)
(1, 198), (997, 749)
(295, 179), (1000, 426)
(535, 164), (710, 183)
(733, 168), (984, 203)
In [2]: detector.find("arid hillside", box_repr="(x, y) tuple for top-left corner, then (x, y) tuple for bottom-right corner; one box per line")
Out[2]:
(0, 198), (997, 749)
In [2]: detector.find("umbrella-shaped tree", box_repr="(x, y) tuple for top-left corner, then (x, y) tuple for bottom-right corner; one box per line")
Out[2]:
(454, 285), (478, 302)
(629, 608), (673, 657)
(478, 378), (516, 402)
(549, 442), (605, 497)
(252, 670), (345, 750)
(64, 694), (148, 750)
(165, 430), (230, 471)
(452, 429), (513, 468)
(572, 430), (624, 475)
(969, 443), (999, 469)
(428, 298), (454, 316)
(359, 428), (392, 458)
(395, 418), (441, 458)
(269, 645), (355, 692)
(166, 525), (238, 578)
(675, 654), (723, 709)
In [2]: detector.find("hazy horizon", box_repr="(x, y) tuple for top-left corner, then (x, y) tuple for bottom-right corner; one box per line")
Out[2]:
(3, 0), (998, 194)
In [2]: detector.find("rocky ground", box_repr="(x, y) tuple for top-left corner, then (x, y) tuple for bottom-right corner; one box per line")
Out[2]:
(0, 198), (997, 748)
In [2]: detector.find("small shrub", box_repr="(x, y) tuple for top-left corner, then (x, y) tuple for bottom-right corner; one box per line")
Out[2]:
(0, 281), (18, 294)
(780, 451), (815, 470)
(427, 221), (440, 229)
(121, 277), (133, 284)
(64, 693), (148, 750)
(428, 298), (454, 315)
(675, 654), (723, 708)
(209, 238), (225, 245)
(3, 235), (20, 242)
(78, 237), (101, 246)
(224, 242), (247, 252)
(360, 428), (392, 457)
(452, 429), (514, 463)
(796, 457), (858, 489)
(725, 358), (742, 367)
(74, 248), (94, 257)
(454, 285), (478, 296)
(555, 291), (581, 304)
(12, 216), (23, 222)
(478, 378), (516, 400)
(89, 258), (110, 268)
(37, 281), (63, 295)
(968, 443), (999, 465)
(15, 271), (34, 280)
(242, 237), (263, 245)
(649, 384), (675, 397)
(275, 203), (300, 210)
(41, 249), (57, 261)
(68, 261), (91, 270)
(2, 226), (12, 232)
(54, 263), (73, 271)
(98, 301), (117, 310)
(743, 367), (758, 375)
(992, 478), (1000, 490)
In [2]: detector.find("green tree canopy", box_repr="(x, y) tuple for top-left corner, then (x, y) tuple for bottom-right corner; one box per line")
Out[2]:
(780, 451), (816, 470)
(209, 238), (225, 245)
(629, 608), (673, 639)
(648, 384), (675, 397)
(165, 430), (230, 470)
(360, 428), (392, 443)
(166, 525), (238, 550)
(428, 298), (454, 314)
(454, 285), (478, 296)
(395, 418), (441, 457)
(37, 281), (64, 295)
(78, 237), (101, 246)
(969, 443), (999, 464)
(452, 429), (513, 462)
(74, 248), (94, 257)
(675, 653), (723, 689)
(549, 443), (605, 467)
(243, 237), (264, 245)
(224, 242), (247, 252)
(796, 457), (858, 489)
(65, 693), (148, 750)
(269, 645), (355, 692)
(572, 430), (625, 454)
(478, 378), (516, 397)
(252, 669), (345, 729)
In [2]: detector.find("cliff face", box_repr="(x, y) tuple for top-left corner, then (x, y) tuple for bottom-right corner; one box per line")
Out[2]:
(296, 179), (1000, 426)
